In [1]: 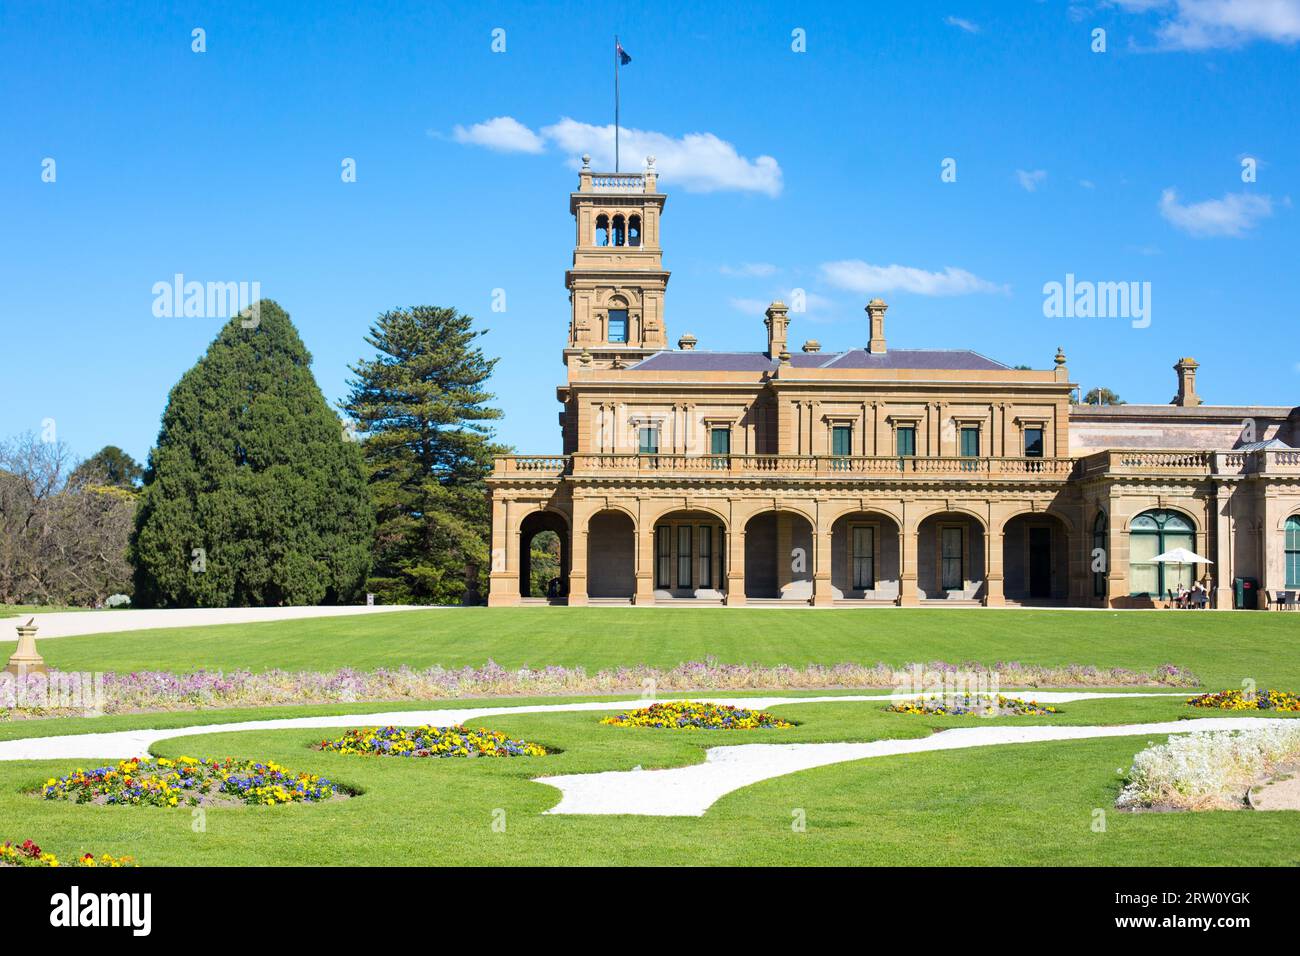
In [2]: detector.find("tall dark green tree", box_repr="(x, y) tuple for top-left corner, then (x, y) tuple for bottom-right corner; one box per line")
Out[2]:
(71, 445), (143, 489)
(343, 306), (504, 605)
(131, 301), (375, 607)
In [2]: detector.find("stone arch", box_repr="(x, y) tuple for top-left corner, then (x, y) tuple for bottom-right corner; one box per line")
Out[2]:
(916, 510), (987, 600)
(586, 508), (635, 599)
(743, 509), (814, 601)
(1002, 511), (1071, 603)
(518, 510), (570, 600)
(651, 509), (728, 597)
(830, 510), (902, 602)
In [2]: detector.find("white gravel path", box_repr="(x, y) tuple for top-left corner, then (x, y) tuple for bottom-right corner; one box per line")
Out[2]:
(538, 716), (1294, 816)
(4, 605), (436, 640)
(0, 690), (1183, 762)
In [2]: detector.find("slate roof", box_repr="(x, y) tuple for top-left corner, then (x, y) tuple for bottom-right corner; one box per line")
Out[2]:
(627, 348), (1009, 373)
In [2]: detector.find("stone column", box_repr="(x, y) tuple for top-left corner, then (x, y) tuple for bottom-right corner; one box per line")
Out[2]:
(984, 519), (1005, 606)
(568, 499), (592, 606)
(1213, 482), (1235, 609)
(634, 517), (656, 605)
(487, 496), (520, 607)
(726, 528), (747, 605)
(813, 511), (834, 607)
(899, 519), (920, 606)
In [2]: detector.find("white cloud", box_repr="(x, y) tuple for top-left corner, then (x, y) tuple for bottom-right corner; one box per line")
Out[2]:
(1016, 169), (1048, 192)
(1158, 188), (1274, 237)
(720, 262), (778, 278)
(1115, 0), (1300, 50)
(446, 115), (783, 196)
(450, 116), (545, 153)
(945, 15), (981, 33)
(729, 297), (773, 315)
(542, 118), (782, 196)
(1079, 179), (1097, 189)
(820, 260), (1007, 297)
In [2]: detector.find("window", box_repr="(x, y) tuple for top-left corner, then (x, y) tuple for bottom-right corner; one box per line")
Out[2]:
(941, 527), (964, 591)
(628, 215), (641, 247)
(699, 526), (713, 588)
(1025, 427), (1044, 458)
(677, 525), (692, 590)
(832, 426), (852, 456)
(638, 426), (659, 455)
(595, 214), (609, 247)
(1093, 511), (1108, 598)
(612, 214), (626, 247)
(852, 526), (875, 590)
(896, 426), (916, 457)
(1129, 509), (1195, 598)
(959, 426), (980, 472)
(1287, 516), (1300, 588)
(656, 526), (671, 588)
(607, 309), (629, 343)
(709, 426), (731, 469)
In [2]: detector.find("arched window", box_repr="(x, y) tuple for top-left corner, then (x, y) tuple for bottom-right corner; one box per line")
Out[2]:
(1129, 509), (1195, 598)
(1286, 516), (1300, 587)
(595, 214), (609, 247)
(628, 215), (641, 247)
(612, 214), (626, 247)
(1092, 511), (1107, 598)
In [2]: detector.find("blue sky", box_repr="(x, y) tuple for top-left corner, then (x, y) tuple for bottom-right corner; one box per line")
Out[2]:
(2, 0), (1297, 464)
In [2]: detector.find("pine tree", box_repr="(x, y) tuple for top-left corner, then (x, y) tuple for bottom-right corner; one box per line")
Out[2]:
(343, 306), (504, 604)
(130, 301), (375, 607)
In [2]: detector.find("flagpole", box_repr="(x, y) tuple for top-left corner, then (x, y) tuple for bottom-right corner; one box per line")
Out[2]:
(614, 35), (621, 172)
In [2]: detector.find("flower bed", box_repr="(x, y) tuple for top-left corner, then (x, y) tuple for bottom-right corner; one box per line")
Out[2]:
(41, 756), (342, 807)
(1187, 689), (1300, 711)
(0, 658), (1198, 719)
(1, 840), (134, 868)
(316, 725), (548, 758)
(1117, 724), (1300, 811)
(600, 701), (793, 730)
(885, 694), (1059, 717)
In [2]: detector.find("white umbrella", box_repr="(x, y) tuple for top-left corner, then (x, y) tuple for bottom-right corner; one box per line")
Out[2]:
(1151, 547), (1214, 599)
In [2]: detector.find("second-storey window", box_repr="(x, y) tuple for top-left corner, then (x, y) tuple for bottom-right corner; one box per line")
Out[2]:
(897, 426), (916, 457)
(1025, 427), (1044, 458)
(607, 309), (629, 343)
(638, 426), (659, 455)
(832, 425), (852, 456)
(960, 427), (980, 457)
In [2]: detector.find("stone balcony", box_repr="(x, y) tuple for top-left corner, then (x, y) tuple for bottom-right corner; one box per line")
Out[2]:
(1077, 448), (1300, 479)
(492, 453), (1079, 481)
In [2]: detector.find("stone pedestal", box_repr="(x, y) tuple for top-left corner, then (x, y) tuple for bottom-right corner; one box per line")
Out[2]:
(5, 622), (46, 676)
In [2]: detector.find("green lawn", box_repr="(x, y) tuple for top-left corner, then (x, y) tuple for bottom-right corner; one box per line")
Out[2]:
(1, 695), (1296, 866)
(3, 607), (1298, 866)
(5, 607), (1298, 688)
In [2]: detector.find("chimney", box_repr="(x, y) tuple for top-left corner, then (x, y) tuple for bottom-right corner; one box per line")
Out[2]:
(677, 332), (697, 350)
(802, 339), (821, 353)
(1172, 357), (1200, 406)
(764, 301), (789, 359)
(866, 298), (888, 353)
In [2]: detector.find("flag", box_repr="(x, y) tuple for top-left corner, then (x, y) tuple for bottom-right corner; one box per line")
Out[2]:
(616, 41), (631, 65)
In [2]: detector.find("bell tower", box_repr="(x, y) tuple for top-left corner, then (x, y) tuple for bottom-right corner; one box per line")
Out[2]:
(565, 154), (670, 369)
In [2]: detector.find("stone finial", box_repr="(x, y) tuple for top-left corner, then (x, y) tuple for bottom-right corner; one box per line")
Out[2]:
(1054, 346), (1067, 367)
(764, 301), (789, 359)
(578, 349), (593, 366)
(5, 618), (45, 676)
(866, 298), (888, 354)
(581, 154), (591, 168)
(1172, 356), (1201, 406)
(802, 339), (821, 353)
(778, 350), (792, 366)
(677, 333), (697, 351)
(645, 155), (655, 168)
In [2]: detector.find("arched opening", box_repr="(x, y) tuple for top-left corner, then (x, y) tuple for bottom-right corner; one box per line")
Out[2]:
(830, 511), (901, 602)
(1093, 511), (1108, 599)
(1287, 515), (1300, 588)
(518, 511), (569, 601)
(1002, 513), (1070, 604)
(612, 214), (626, 247)
(652, 511), (726, 599)
(744, 511), (814, 601)
(595, 214), (610, 247)
(916, 512), (986, 601)
(1129, 509), (1196, 599)
(605, 295), (629, 344)
(587, 510), (635, 599)
(628, 215), (641, 247)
